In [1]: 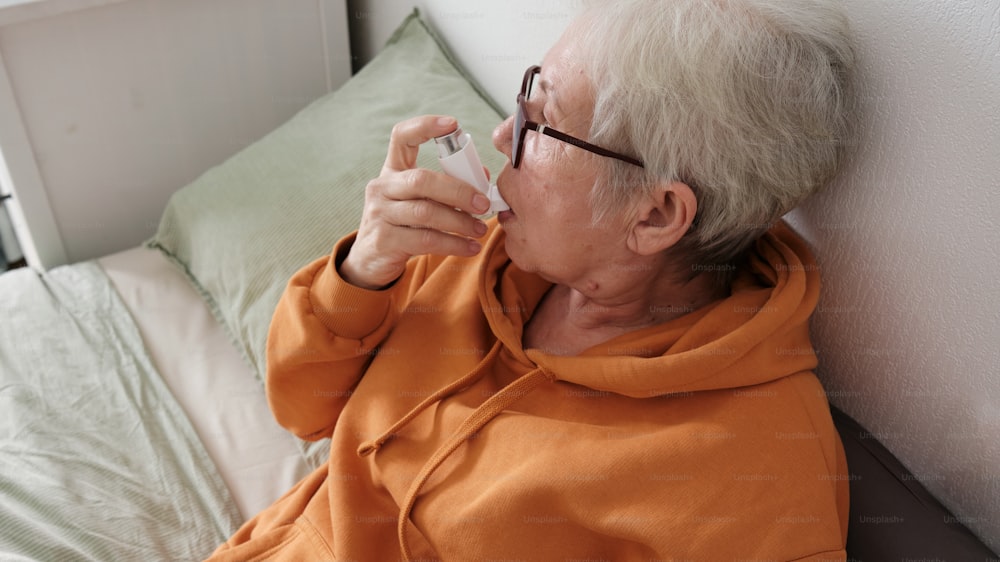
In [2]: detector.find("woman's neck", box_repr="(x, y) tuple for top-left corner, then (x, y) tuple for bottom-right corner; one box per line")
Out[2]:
(524, 266), (724, 356)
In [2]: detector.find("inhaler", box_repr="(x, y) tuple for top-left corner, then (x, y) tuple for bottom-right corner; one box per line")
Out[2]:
(434, 127), (509, 215)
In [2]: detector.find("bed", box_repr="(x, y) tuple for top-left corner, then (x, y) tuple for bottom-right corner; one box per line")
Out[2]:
(0, 3), (997, 561)
(0, 9), (509, 559)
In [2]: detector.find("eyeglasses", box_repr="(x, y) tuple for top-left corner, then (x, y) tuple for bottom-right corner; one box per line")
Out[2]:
(512, 65), (644, 169)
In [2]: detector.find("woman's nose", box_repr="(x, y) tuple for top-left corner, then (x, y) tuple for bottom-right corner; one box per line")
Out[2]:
(493, 115), (514, 157)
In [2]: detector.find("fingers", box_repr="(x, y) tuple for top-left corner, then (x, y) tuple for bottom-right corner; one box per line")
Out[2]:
(341, 222), (482, 290)
(342, 115), (494, 289)
(383, 115), (459, 173)
(379, 198), (489, 240)
(344, 167), (490, 289)
(363, 169), (489, 239)
(381, 168), (491, 216)
(364, 218), (485, 262)
(343, 203), (484, 290)
(381, 115), (490, 215)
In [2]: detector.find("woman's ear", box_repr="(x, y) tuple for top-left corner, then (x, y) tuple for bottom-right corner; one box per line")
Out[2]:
(626, 181), (697, 256)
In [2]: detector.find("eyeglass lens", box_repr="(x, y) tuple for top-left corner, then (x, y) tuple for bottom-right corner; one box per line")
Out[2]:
(513, 70), (536, 168)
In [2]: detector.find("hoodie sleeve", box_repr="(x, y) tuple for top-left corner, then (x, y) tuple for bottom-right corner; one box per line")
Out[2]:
(265, 232), (426, 441)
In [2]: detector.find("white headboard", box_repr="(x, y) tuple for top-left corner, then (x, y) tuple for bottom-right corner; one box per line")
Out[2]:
(0, 0), (351, 268)
(347, 0), (1000, 551)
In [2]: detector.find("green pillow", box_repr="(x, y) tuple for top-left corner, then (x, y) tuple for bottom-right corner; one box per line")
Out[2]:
(148, 11), (507, 383)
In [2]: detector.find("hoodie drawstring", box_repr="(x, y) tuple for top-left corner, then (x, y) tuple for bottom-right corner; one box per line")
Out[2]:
(356, 342), (503, 457)
(353, 337), (553, 560)
(397, 367), (551, 560)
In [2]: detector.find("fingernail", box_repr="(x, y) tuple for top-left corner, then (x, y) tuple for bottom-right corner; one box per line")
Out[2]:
(468, 240), (482, 253)
(474, 220), (488, 236)
(473, 194), (491, 213)
(438, 116), (456, 128)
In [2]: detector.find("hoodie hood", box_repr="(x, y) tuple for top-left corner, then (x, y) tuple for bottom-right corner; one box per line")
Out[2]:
(479, 220), (821, 397)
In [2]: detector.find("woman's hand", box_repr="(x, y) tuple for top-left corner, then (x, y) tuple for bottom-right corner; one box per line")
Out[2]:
(340, 115), (492, 289)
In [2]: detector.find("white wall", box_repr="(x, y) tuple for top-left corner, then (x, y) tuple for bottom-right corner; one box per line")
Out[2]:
(347, 0), (573, 115)
(348, 0), (1000, 551)
(787, 0), (1000, 550)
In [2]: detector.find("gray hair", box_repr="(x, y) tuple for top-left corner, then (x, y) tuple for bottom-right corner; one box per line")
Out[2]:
(581, 0), (856, 268)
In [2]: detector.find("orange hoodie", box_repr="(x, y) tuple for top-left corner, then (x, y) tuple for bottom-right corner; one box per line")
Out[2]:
(208, 221), (848, 561)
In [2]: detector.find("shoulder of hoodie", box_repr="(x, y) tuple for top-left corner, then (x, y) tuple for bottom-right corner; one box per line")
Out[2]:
(679, 371), (839, 450)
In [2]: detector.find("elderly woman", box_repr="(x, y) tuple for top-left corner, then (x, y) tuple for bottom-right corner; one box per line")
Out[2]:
(209, 0), (854, 560)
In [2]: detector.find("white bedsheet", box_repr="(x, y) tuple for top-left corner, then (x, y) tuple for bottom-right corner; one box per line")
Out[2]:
(98, 247), (312, 522)
(0, 260), (241, 560)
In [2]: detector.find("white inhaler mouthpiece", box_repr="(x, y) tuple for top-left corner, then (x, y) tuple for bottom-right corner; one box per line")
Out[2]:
(434, 127), (509, 215)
